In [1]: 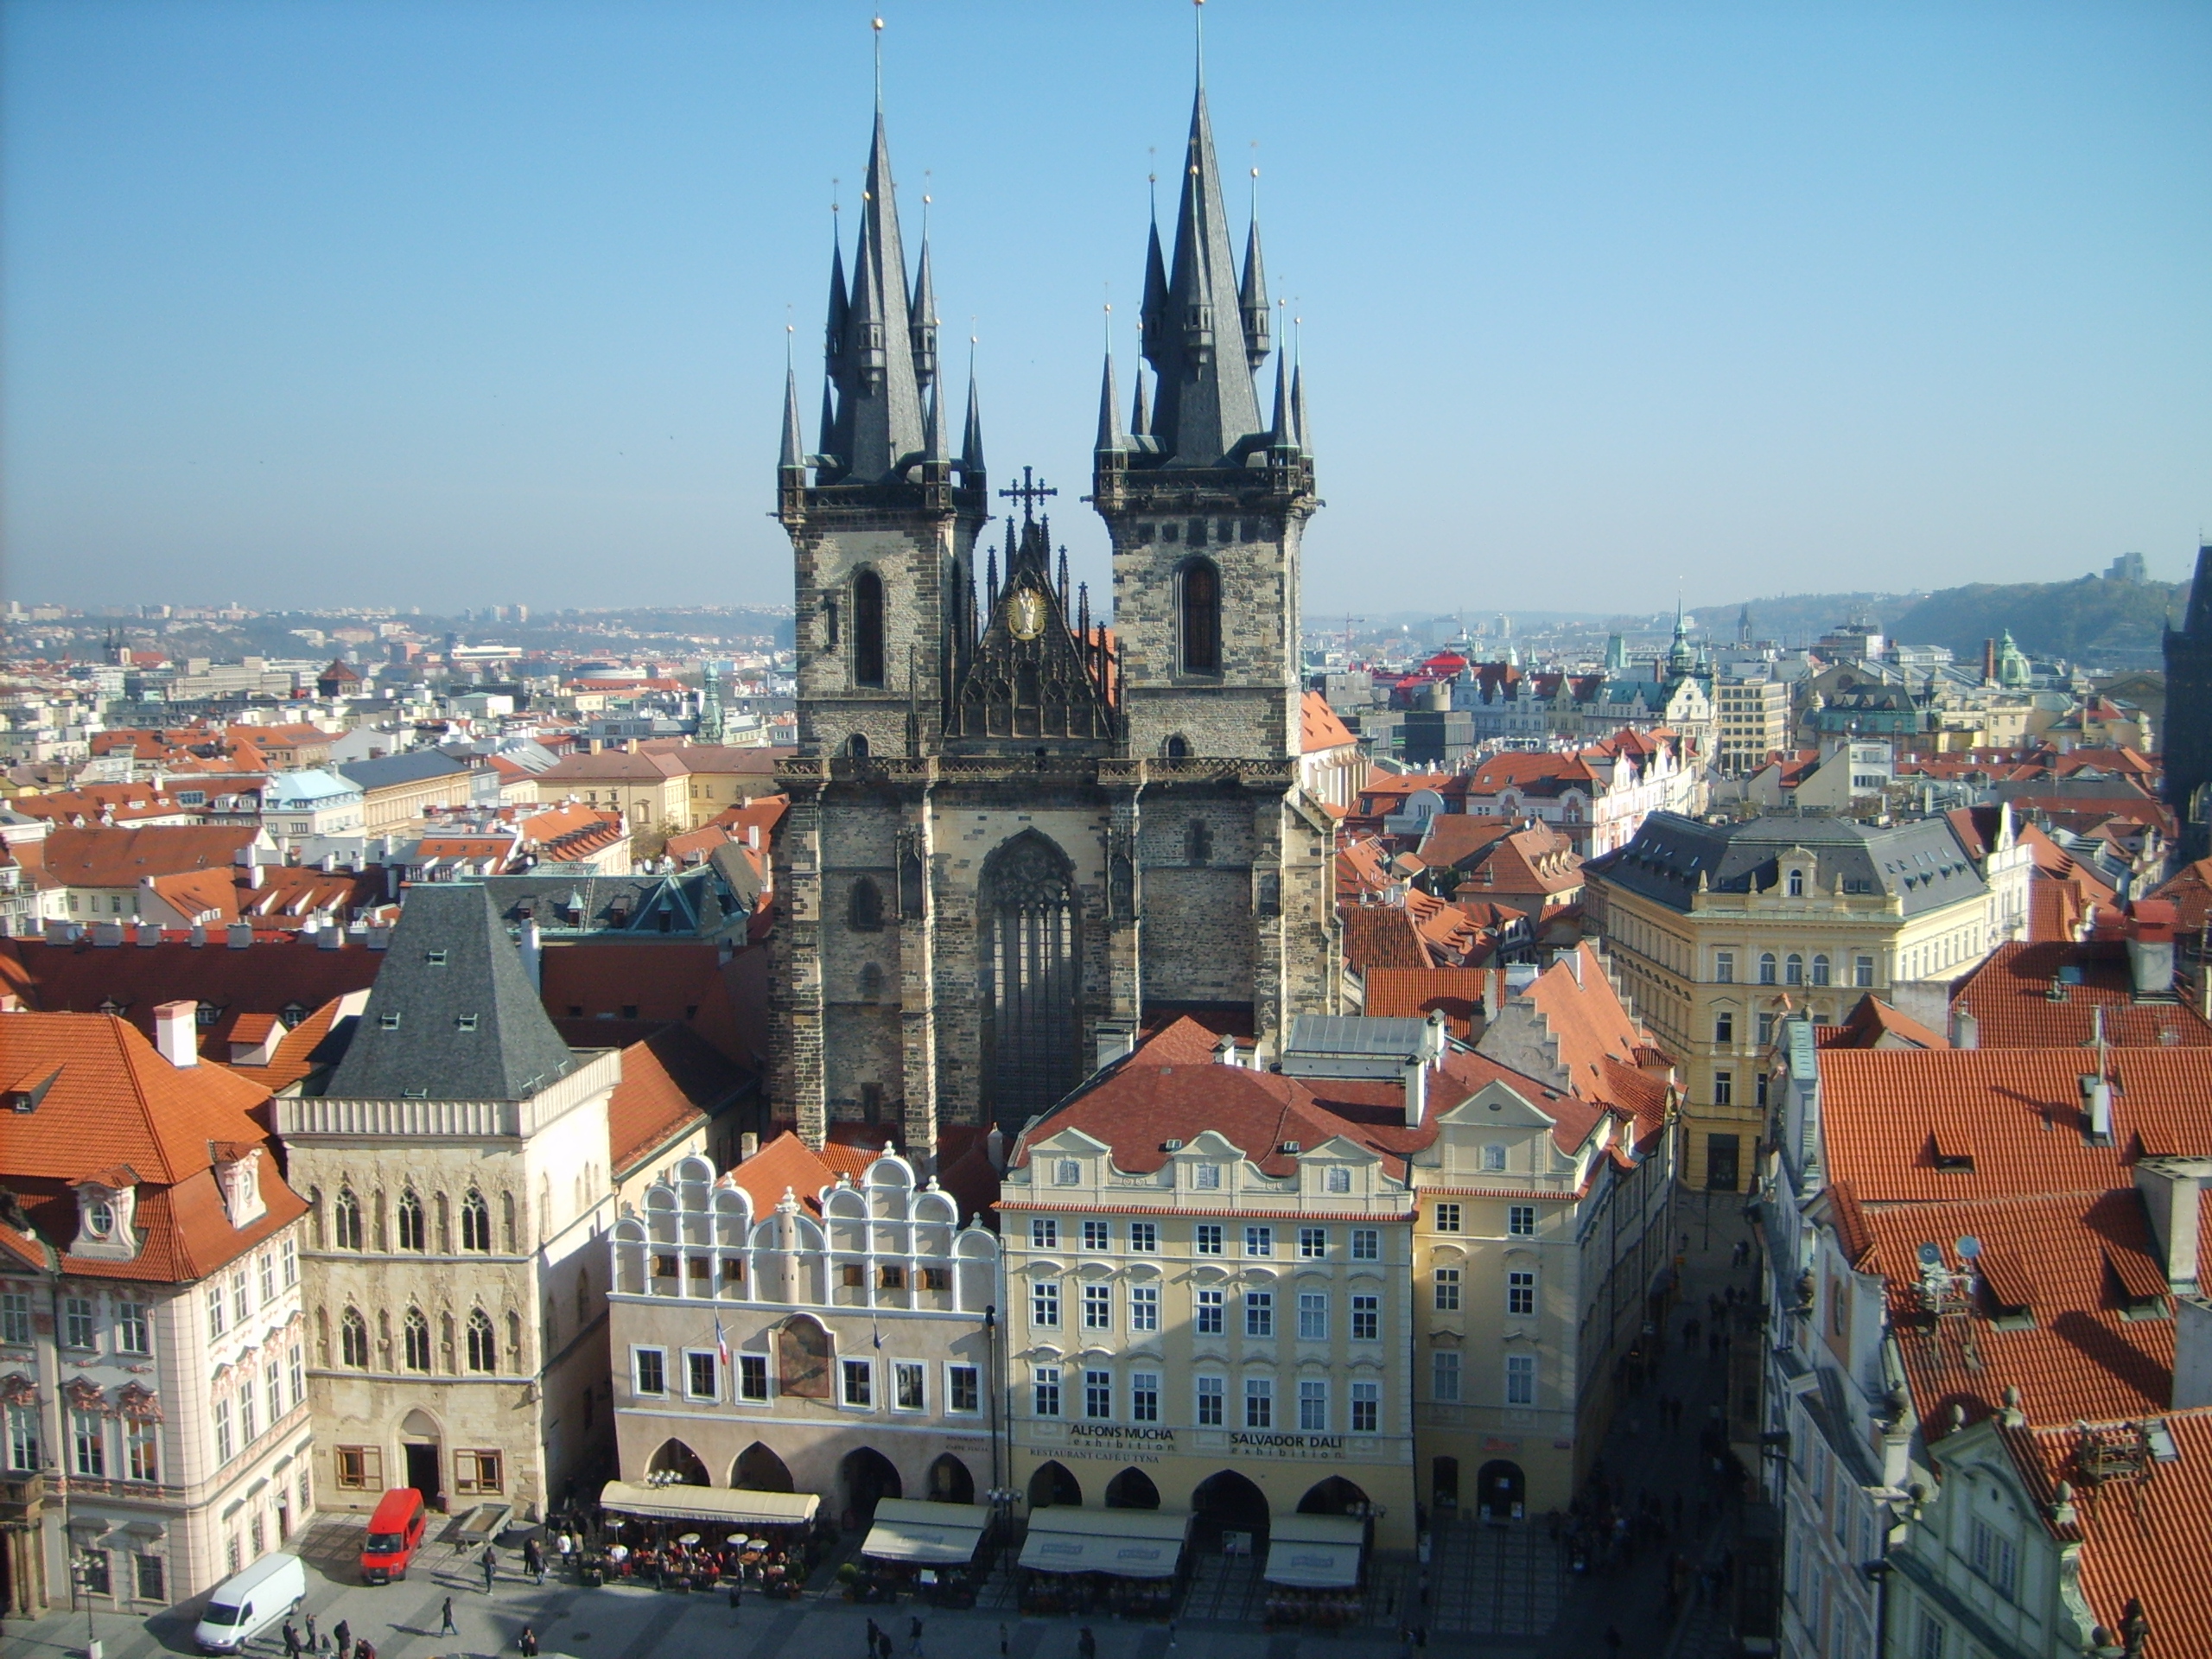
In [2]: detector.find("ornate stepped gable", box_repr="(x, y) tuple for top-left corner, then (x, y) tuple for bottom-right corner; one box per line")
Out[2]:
(945, 490), (1120, 746)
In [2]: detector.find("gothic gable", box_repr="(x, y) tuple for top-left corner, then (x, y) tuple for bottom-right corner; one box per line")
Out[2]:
(946, 514), (1119, 748)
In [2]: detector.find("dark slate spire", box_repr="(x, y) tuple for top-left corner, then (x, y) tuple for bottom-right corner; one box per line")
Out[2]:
(1096, 325), (1128, 454)
(1140, 180), (1170, 372)
(910, 206), (939, 395)
(326, 884), (576, 1103)
(835, 99), (926, 481)
(823, 225), (849, 378)
(1238, 183), (1271, 372)
(923, 381), (949, 465)
(960, 359), (986, 477)
(817, 376), (838, 461)
(2185, 542), (2212, 636)
(780, 359), (805, 470)
(1130, 366), (1151, 438)
(1269, 346), (1292, 450)
(1151, 81), (1266, 466)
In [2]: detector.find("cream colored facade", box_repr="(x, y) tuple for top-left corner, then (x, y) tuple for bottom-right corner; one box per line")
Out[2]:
(1001, 1124), (1420, 1551)
(607, 1152), (1001, 1518)
(1716, 676), (1792, 774)
(1408, 1077), (1674, 1520)
(275, 1050), (622, 1520)
(1588, 817), (2014, 1192)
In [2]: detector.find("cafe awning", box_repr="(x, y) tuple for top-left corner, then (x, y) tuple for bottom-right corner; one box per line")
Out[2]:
(860, 1499), (988, 1565)
(597, 1481), (819, 1529)
(1262, 1514), (1365, 1590)
(1017, 1508), (1191, 1580)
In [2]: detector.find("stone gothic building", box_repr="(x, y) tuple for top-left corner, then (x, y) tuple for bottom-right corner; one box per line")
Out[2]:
(770, 51), (1340, 1154)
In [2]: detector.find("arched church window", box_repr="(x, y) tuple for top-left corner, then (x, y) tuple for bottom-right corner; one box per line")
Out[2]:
(849, 877), (885, 932)
(334, 1188), (364, 1251)
(461, 1190), (492, 1252)
(859, 963), (886, 1002)
(340, 1307), (369, 1368)
(846, 733), (870, 760)
(853, 570), (886, 687)
(396, 1190), (425, 1252)
(980, 832), (1082, 1124)
(1162, 735), (1191, 760)
(1178, 559), (1221, 676)
(466, 1309), (497, 1374)
(402, 1308), (431, 1373)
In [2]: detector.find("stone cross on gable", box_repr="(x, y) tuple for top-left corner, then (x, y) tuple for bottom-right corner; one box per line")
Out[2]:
(998, 466), (1057, 521)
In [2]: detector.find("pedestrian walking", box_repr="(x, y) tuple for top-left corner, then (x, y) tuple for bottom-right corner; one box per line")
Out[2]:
(997, 1624), (1009, 1659)
(332, 1618), (351, 1659)
(483, 1546), (498, 1593)
(283, 1619), (302, 1658)
(878, 1631), (893, 1659)
(728, 1575), (742, 1614)
(866, 1619), (881, 1658)
(305, 1614), (320, 1654)
(906, 1615), (925, 1659)
(518, 1627), (539, 1659)
(1077, 1627), (1096, 1659)
(356, 1641), (376, 1659)
(1166, 1618), (1179, 1649)
(441, 1597), (460, 1637)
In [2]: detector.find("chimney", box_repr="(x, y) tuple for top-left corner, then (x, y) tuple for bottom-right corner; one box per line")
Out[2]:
(2081, 1072), (2114, 1144)
(1214, 1036), (1241, 1068)
(91, 921), (123, 948)
(226, 922), (253, 950)
(245, 861), (264, 890)
(2126, 918), (2177, 1000)
(739, 1131), (759, 1162)
(1403, 1056), (1428, 1128)
(188, 923), (207, 949)
(153, 1000), (198, 1067)
(1568, 950), (1583, 987)
(1980, 639), (1997, 683)
(1948, 1006), (1979, 1050)
(135, 920), (161, 947)
(1093, 1023), (1136, 1073)
(318, 922), (343, 950)
(2177, 1295), (2212, 1410)
(519, 917), (542, 988)
(986, 1124), (1007, 1173)
(747, 823), (761, 851)
(2133, 1159), (2204, 1293)
(1425, 1007), (1449, 1061)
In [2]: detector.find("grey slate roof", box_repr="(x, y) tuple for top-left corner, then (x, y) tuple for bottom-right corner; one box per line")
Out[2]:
(1585, 811), (1986, 918)
(324, 883), (578, 1102)
(480, 866), (740, 937)
(338, 750), (472, 793)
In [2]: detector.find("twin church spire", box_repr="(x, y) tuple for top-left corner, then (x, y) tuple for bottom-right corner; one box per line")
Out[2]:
(786, 67), (982, 491)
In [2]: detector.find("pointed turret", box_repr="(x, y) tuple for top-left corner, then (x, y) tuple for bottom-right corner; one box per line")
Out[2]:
(1290, 359), (1309, 456)
(1130, 368), (1151, 439)
(960, 366), (986, 479)
(1238, 210), (1271, 372)
(923, 382), (949, 465)
(817, 377), (838, 461)
(1268, 347), (1293, 454)
(1140, 209), (1170, 372)
(910, 225), (939, 394)
(779, 364), (805, 470)
(1096, 344), (1127, 454)
(823, 233), (849, 378)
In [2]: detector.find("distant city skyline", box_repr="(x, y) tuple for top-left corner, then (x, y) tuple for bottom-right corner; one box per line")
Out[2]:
(3, 1), (2207, 614)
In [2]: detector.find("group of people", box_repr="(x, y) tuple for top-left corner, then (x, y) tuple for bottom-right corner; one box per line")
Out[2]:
(281, 1614), (371, 1659)
(588, 1525), (805, 1595)
(1266, 1586), (1363, 1629)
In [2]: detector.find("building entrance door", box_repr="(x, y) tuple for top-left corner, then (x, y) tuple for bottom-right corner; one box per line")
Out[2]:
(404, 1442), (442, 1507)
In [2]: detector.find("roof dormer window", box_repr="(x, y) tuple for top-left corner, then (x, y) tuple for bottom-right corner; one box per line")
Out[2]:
(72, 1174), (140, 1262)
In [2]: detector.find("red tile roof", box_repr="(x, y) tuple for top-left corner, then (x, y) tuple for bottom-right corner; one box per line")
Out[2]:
(2148, 857), (2212, 936)
(1953, 942), (2212, 1050)
(1363, 967), (1491, 1039)
(1859, 1189), (2173, 1435)
(0, 1013), (306, 1281)
(1341, 904), (1433, 973)
(42, 823), (263, 887)
(607, 1025), (748, 1177)
(1816, 1046), (2212, 1204)
(1819, 995), (1949, 1051)
(1300, 692), (1357, 754)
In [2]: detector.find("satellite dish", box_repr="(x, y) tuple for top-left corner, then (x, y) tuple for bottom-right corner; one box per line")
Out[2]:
(1917, 1243), (1942, 1269)
(1956, 1236), (1981, 1261)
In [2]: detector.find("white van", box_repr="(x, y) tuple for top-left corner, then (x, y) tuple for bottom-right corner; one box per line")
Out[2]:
(194, 1552), (306, 1654)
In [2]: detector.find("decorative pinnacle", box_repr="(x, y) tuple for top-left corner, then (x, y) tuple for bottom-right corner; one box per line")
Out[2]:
(873, 15), (884, 110)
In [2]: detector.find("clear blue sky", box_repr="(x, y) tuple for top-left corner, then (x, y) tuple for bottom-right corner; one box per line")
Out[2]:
(4, 1), (2208, 618)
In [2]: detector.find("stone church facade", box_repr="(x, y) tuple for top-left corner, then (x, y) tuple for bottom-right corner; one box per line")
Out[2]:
(771, 65), (1340, 1155)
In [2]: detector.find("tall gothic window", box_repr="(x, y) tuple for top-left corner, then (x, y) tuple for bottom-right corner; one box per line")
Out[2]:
(334, 1188), (364, 1251)
(340, 1308), (369, 1368)
(980, 831), (1082, 1125)
(396, 1190), (425, 1252)
(461, 1190), (492, 1252)
(1178, 558), (1221, 676)
(853, 570), (886, 687)
(402, 1309), (431, 1373)
(466, 1309), (497, 1373)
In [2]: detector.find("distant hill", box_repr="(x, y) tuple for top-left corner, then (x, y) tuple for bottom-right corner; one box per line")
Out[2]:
(1688, 592), (1926, 647)
(1887, 574), (2192, 666)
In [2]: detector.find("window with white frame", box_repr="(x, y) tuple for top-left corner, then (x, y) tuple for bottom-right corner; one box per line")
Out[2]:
(685, 1351), (718, 1399)
(1481, 1144), (1507, 1172)
(1351, 1228), (1379, 1261)
(1243, 1378), (1273, 1428)
(1299, 1378), (1328, 1432)
(1033, 1365), (1061, 1417)
(1968, 1517), (2018, 1600)
(1854, 955), (1875, 988)
(1433, 1202), (1461, 1233)
(1192, 1163), (1221, 1190)
(632, 1348), (666, 1395)
(1195, 1224), (1224, 1255)
(212, 1396), (233, 1464)
(6, 1402), (38, 1471)
(1244, 1292), (1274, 1338)
(1031, 1217), (1058, 1249)
(115, 1301), (149, 1356)
(0, 1293), (29, 1346)
(1507, 1270), (1536, 1316)
(1244, 1226), (1273, 1257)
(893, 1361), (925, 1412)
(1055, 1160), (1082, 1185)
(840, 1357), (874, 1408)
(1128, 1222), (1158, 1253)
(1299, 1226), (1328, 1259)
(1084, 1284), (1112, 1331)
(1082, 1220), (1109, 1251)
(1325, 1166), (1351, 1193)
(1350, 1380), (1379, 1433)
(1432, 1351), (1461, 1402)
(1197, 1289), (1224, 1335)
(1032, 1280), (1060, 1328)
(1505, 1352), (1536, 1405)
(947, 1363), (978, 1413)
(739, 1354), (770, 1402)
(63, 1297), (96, 1351)
(1131, 1371), (1160, 1421)
(1351, 1294), (1379, 1341)
(1433, 1268), (1460, 1312)
(1298, 1292), (1328, 1341)
(1084, 1370), (1112, 1420)
(1195, 1376), (1224, 1426)
(1508, 1205), (1536, 1237)
(1130, 1284), (1160, 1332)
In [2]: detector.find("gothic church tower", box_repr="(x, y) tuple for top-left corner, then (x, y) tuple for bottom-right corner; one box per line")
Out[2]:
(772, 29), (1338, 1160)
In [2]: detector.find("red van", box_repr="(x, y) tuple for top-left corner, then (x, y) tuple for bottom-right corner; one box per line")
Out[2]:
(359, 1488), (428, 1584)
